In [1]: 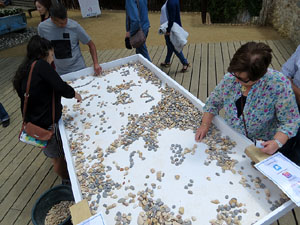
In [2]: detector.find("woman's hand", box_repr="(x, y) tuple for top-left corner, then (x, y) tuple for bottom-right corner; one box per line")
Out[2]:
(261, 140), (280, 155)
(195, 125), (209, 142)
(74, 92), (82, 102)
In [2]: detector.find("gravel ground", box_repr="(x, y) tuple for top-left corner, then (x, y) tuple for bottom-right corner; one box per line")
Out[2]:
(0, 27), (37, 51)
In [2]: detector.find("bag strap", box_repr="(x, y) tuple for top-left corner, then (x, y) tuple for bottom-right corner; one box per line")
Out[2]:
(22, 61), (55, 131)
(240, 95), (249, 138)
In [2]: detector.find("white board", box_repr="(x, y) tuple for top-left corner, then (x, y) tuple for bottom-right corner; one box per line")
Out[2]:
(59, 54), (296, 225)
(78, 0), (101, 18)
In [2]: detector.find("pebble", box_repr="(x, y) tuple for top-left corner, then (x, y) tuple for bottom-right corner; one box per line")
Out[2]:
(44, 201), (74, 225)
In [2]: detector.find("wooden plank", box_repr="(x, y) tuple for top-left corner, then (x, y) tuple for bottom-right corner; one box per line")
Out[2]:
(227, 42), (236, 59)
(279, 39), (296, 56)
(98, 49), (112, 63)
(208, 43), (217, 95)
(0, 208), (22, 225)
(264, 40), (281, 71)
(266, 40), (287, 68)
(2, 160), (53, 224)
(277, 210), (297, 225)
(181, 43), (196, 91)
(174, 44), (189, 85)
(151, 45), (166, 68)
(273, 40), (293, 61)
(0, 106), (21, 138)
(198, 43), (208, 102)
(293, 207), (300, 224)
(13, 167), (58, 225)
(0, 58), (20, 85)
(12, 159), (53, 210)
(0, 141), (34, 177)
(103, 49), (118, 63)
(215, 42), (224, 83)
(189, 43), (201, 97)
(221, 42), (231, 74)
(0, 144), (36, 192)
(0, 151), (46, 221)
(106, 48), (123, 62)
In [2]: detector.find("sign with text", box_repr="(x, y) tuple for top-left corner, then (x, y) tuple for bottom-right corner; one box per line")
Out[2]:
(78, 211), (106, 225)
(255, 152), (300, 206)
(78, 0), (101, 18)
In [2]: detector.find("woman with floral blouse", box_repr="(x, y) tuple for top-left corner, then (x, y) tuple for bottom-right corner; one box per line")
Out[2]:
(195, 42), (300, 156)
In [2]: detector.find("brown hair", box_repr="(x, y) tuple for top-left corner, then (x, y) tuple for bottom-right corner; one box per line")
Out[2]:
(227, 42), (272, 81)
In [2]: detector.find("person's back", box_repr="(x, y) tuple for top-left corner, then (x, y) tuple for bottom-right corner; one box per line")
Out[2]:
(166, 0), (182, 30)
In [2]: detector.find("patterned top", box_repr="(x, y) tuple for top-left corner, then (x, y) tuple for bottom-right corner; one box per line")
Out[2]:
(203, 68), (300, 141)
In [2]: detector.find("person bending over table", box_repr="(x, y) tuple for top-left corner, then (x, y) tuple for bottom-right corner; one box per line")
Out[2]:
(195, 42), (300, 156)
(38, 3), (102, 76)
(13, 35), (82, 181)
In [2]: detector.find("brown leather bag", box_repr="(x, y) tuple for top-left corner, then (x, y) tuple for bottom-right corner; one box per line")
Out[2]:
(129, 0), (146, 48)
(19, 61), (54, 144)
(130, 28), (146, 48)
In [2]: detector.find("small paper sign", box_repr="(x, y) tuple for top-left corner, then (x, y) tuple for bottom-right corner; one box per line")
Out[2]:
(255, 152), (300, 206)
(78, 0), (101, 18)
(78, 211), (106, 225)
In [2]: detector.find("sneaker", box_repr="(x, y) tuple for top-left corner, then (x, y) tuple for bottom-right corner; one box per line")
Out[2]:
(181, 63), (190, 73)
(160, 62), (171, 68)
(2, 118), (9, 128)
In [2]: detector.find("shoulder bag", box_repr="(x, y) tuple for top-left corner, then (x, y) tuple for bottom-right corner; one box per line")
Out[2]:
(19, 61), (55, 148)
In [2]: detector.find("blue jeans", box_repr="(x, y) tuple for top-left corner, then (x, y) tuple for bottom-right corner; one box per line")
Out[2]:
(164, 35), (188, 65)
(136, 29), (151, 62)
(0, 103), (9, 121)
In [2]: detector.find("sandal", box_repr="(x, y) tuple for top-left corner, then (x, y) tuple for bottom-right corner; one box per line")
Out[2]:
(160, 62), (171, 68)
(181, 63), (190, 72)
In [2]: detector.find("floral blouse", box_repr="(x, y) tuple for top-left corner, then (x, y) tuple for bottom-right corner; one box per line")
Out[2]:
(203, 68), (300, 141)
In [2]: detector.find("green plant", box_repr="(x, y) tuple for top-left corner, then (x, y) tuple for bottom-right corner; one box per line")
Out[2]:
(208, 0), (262, 23)
(0, 8), (23, 18)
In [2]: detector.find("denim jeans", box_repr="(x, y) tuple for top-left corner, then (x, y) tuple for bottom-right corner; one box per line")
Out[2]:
(164, 35), (188, 65)
(0, 103), (9, 121)
(136, 29), (151, 62)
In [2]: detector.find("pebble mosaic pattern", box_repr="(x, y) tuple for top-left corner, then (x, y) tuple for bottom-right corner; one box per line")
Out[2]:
(62, 61), (288, 225)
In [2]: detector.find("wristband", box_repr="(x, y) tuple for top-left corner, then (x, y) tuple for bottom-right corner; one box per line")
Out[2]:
(274, 139), (283, 148)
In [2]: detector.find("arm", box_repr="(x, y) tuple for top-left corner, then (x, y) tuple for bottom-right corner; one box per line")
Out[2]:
(126, 0), (140, 36)
(195, 112), (214, 142)
(195, 77), (227, 141)
(262, 79), (300, 154)
(261, 132), (289, 155)
(290, 78), (300, 105)
(87, 40), (102, 75)
(281, 46), (300, 79)
(38, 60), (76, 98)
(166, 1), (175, 33)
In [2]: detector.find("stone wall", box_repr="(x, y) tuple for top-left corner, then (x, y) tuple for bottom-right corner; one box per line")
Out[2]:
(269, 0), (300, 46)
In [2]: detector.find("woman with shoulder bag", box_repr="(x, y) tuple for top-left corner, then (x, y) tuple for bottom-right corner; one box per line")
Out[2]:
(13, 35), (82, 181)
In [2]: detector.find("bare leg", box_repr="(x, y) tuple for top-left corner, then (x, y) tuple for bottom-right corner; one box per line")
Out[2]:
(52, 157), (69, 180)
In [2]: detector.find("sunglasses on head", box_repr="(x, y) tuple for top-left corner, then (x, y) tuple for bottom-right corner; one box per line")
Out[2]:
(231, 73), (251, 83)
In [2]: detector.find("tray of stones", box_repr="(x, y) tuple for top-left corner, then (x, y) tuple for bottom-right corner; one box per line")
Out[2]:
(59, 54), (295, 225)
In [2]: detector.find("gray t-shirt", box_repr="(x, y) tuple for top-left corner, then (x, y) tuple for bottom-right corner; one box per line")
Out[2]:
(38, 18), (91, 75)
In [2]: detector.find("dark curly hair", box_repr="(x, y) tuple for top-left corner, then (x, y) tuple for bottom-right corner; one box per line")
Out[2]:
(13, 35), (53, 92)
(228, 42), (272, 81)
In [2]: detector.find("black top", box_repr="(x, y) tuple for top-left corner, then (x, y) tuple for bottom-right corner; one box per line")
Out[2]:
(166, 0), (182, 33)
(17, 59), (75, 129)
(236, 95), (247, 118)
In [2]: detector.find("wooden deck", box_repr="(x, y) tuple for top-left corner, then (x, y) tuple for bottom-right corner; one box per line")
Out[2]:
(0, 40), (299, 225)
